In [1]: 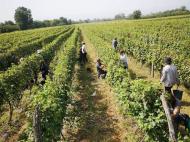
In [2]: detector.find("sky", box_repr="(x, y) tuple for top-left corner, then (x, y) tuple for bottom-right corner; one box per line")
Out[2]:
(0, 0), (190, 23)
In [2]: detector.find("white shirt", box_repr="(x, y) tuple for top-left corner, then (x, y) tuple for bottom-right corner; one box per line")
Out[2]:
(120, 54), (127, 62)
(160, 65), (180, 87)
(82, 45), (87, 53)
(120, 54), (128, 66)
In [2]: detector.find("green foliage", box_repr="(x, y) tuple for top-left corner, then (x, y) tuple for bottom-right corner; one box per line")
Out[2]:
(26, 28), (81, 141)
(141, 6), (190, 19)
(132, 10), (142, 19)
(0, 26), (75, 123)
(0, 26), (72, 71)
(0, 25), (19, 34)
(82, 26), (171, 141)
(84, 16), (190, 88)
(115, 13), (125, 20)
(14, 7), (33, 30)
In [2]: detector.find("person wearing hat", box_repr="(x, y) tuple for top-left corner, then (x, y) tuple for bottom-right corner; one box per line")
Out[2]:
(112, 37), (118, 50)
(81, 42), (87, 63)
(120, 51), (128, 69)
(12, 55), (19, 65)
(37, 49), (47, 64)
(160, 57), (180, 94)
(96, 58), (107, 78)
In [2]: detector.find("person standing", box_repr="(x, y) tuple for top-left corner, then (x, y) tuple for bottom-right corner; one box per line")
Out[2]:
(96, 58), (107, 78)
(112, 37), (118, 50)
(120, 51), (128, 69)
(40, 60), (48, 80)
(160, 57), (180, 94)
(82, 42), (87, 63)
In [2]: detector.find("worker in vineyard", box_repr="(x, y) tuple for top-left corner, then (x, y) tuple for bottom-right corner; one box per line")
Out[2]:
(168, 92), (181, 135)
(77, 47), (83, 62)
(96, 58), (107, 78)
(168, 93), (180, 118)
(127, 33), (130, 38)
(120, 51), (128, 69)
(40, 60), (48, 80)
(176, 113), (190, 134)
(37, 49), (47, 64)
(112, 37), (118, 50)
(160, 57), (180, 94)
(12, 55), (19, 65)
(82, 42), (87, 63)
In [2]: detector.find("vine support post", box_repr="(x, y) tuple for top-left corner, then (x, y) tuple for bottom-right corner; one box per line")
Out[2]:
(151, 60), (154, 78)
(160, 94), (176, 142)
(33, 107), (43, 142)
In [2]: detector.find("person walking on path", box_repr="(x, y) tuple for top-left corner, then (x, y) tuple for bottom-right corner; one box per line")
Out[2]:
(120, 51), (128, 69)
(82, 42), (87, 63)
(160, 57), (180, 94)
(96, 58), (107, 78)
(112, 37), (118, 50)
(40, 60), (48, 80)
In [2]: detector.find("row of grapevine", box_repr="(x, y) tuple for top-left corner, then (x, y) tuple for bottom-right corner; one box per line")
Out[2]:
(0, 26), (72, 71)
(0, 26), (64, 48)
(82, 27), (171, 141)
(84, 17), (190, 88)
(0, 27), (75, 123)
(26, 28), (81, 141)
(0, 27), (66, 53)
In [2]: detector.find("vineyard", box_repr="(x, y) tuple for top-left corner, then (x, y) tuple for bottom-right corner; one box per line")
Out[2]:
(0, 15), (190, 141)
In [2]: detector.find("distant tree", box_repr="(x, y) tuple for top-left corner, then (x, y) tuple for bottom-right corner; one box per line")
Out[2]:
(43, 20), (50, 27)
(4, 20), (15, 25)
(79, 19), (83, 23)
(87, 18), (90, 22)
(50, 19), (59, 26)
(115, 13), (125, 19)
(84, 20), (89, 23)
(180, 6), (186, 11)
(67, 19), (72, 25)
(132, 10), (142, 19)
(59, 17), (68, 25)
(14, 7), (33, 30)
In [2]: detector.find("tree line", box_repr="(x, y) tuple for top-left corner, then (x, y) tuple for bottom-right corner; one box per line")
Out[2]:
(114, 6), (190, 20)
(0, 6), (75, 33)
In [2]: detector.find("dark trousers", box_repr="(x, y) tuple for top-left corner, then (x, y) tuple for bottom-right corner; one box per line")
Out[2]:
(82, 53), (87, 63)
(165, 86), (173, 94)
(42, 73), (48, 80)
(98, 70), (107, 78)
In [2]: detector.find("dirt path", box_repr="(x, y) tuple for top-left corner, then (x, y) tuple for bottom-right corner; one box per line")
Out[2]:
(62, 33), (143, 142)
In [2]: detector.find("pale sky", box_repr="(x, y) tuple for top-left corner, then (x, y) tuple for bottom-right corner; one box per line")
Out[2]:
(0, 0), (190, 23)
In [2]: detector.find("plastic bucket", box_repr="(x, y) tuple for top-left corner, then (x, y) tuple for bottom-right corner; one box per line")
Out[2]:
(173, 90), (183, 100)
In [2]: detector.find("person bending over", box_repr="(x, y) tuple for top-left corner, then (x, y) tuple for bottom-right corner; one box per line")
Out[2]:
(96, 58), (107, 78)
(120, 51), (128, 69)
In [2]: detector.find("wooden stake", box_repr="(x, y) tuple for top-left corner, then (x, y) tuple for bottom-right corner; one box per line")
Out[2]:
(33, 107), (43, 142)
(151, 61), (154, 78)
(160, 95), (176, 142)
